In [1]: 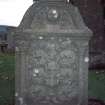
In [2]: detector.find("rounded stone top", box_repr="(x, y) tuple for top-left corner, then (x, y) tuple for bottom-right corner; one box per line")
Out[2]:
(18, 0), (92, 36)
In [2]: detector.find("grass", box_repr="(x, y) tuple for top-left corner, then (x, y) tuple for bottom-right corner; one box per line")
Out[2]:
(0, 53), (15, 105)
(88, 70), (105, 101)
(0, 53), (105, 105)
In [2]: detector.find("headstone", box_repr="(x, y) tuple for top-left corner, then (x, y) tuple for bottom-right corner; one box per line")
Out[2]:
(15, 0), (92, 105)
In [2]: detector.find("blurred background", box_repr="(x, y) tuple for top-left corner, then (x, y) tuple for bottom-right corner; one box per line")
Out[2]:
(0, 0), (105, 105)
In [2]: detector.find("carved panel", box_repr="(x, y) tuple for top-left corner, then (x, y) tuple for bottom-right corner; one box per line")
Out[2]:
(30, 6), (76, 30)
(23, 37), (79, 105)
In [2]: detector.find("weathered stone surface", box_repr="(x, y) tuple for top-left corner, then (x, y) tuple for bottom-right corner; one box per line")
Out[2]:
(71, 0), (105, 69)
(15, 0), (92, 105)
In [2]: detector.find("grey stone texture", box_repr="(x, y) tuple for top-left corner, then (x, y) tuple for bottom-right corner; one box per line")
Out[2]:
(72, 0), (105, 52)
(70, 0), (105, 68)
(15, 0), (92, 105)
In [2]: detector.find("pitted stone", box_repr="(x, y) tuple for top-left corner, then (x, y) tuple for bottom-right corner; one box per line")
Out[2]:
(15, 0), (92, 105)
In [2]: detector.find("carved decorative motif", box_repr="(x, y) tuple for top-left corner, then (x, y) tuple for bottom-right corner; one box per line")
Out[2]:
(47, 9), (59, 21)
(15, 0), (92, 105)
(30, 5), (76, 30)
(24, 37), (79, 105)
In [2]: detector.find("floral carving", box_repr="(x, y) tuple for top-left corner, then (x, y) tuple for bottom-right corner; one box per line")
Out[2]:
(25, 37), (79, 105)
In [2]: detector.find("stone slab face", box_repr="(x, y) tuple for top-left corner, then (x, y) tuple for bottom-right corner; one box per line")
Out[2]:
(15, 0), (92, 105)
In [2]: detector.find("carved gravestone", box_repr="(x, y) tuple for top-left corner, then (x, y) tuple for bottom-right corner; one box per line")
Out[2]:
(15, 0), (92, 105)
